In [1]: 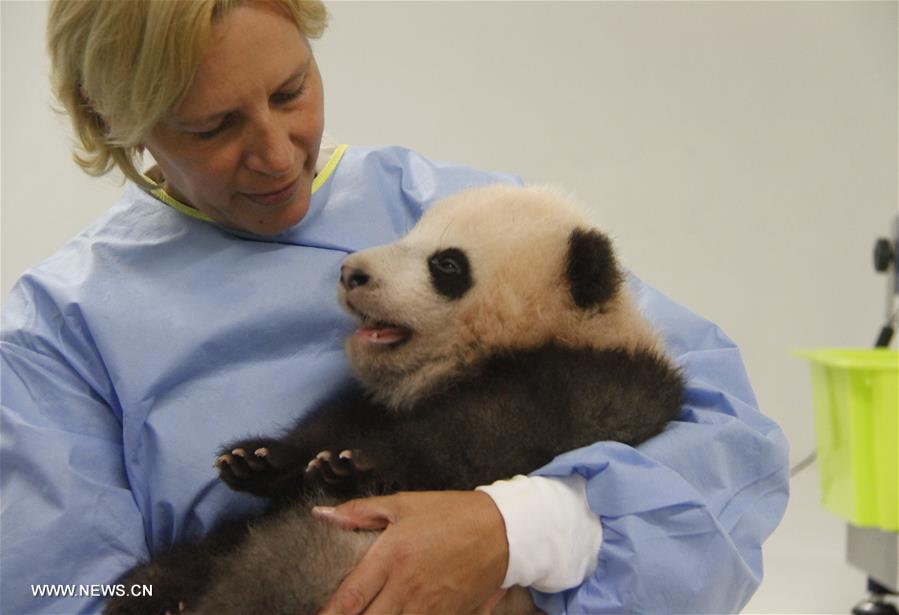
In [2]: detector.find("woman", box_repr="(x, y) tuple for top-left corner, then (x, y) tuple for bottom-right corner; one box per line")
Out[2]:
(0, 1), (789, 614)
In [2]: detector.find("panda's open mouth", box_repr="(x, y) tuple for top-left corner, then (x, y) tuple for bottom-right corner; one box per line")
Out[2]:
(348, 305), (414, 348)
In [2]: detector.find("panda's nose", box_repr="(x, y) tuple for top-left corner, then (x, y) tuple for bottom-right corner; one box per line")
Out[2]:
(340, 265), (370, 290)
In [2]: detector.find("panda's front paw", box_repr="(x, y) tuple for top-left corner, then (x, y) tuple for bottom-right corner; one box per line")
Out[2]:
(215, 438), (304, 497)
(305, 448), (385, 496)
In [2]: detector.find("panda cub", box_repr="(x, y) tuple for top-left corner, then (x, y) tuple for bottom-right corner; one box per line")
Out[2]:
(106, 184), (684, 615)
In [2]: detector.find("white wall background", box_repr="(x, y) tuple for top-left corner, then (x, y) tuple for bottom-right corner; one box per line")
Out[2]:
(2, 1), (897, 612)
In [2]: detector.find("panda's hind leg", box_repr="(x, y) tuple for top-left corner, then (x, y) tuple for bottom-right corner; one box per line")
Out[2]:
(191, 499), (379, 615)
(104, 518), (248, 615)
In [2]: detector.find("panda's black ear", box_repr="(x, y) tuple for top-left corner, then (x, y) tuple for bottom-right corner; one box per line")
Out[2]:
(566, 227), (622, 310)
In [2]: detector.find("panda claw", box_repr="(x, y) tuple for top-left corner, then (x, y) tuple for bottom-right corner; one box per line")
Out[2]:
(341, 449), (374, 471)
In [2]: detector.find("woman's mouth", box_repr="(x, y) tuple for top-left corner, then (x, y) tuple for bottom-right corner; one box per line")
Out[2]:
(242, 177), (301, 206)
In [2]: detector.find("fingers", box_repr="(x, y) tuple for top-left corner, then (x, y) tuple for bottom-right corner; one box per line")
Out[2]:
(355, 578), (406, 615)
(318, 492), (508, 615)
(324, 551), (491, 615)
(318, 554), (391, 615)
(315, 496), (402, 614)
(473, 588), (508, 615)
(313, 496), (397, 531)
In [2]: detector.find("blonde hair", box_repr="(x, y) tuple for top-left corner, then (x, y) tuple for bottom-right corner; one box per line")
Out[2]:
(47, 0), (328, 189)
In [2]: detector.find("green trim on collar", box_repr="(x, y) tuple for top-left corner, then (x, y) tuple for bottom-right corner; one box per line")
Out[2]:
(143, 180), (215, 222)
(313, 143), (347, 192)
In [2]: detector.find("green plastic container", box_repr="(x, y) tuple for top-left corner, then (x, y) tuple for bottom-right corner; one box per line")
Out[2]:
(794, 349), (898, 531)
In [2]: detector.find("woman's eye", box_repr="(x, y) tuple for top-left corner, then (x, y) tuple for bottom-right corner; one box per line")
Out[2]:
(194, 126), (223, 140)
(271, 85), (304, 105)
(192, 114), (235, 140)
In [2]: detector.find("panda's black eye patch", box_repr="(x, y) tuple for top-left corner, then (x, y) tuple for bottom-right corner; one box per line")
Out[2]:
(428, 248), (472, 299)
(431, 255), (460, 275)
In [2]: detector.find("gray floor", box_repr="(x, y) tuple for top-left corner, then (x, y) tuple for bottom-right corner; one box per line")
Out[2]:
(743, 461), (875, 614)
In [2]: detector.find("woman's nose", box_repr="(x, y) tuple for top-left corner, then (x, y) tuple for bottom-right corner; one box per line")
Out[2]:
(244, 116), (293, 176)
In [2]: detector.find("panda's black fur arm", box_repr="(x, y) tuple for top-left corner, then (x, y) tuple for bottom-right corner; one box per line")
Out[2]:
(220, 342), (683, 502)
(387, 343), (684, 491)
(216, 387), (395, 500)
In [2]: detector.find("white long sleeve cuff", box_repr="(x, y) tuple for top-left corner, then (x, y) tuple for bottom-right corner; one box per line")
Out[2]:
(476, 474), (603, 593)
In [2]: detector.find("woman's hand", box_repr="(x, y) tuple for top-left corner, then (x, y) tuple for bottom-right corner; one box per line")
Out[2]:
(313, 490), (509, 615)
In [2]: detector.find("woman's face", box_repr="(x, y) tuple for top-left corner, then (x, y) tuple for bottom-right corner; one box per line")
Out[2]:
(144, 2), (324, 235)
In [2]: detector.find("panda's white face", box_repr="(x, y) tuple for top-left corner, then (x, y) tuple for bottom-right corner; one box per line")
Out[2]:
(338, 184), (661, 410)
(337, 230), (481, 408)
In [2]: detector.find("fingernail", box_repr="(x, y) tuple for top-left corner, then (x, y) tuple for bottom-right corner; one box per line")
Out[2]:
(312, 505), (336, 517)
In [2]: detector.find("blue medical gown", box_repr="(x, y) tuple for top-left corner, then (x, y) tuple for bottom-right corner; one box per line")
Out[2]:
(1, 145), (789, 614)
